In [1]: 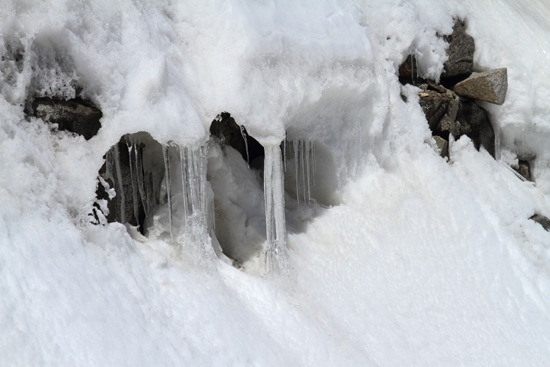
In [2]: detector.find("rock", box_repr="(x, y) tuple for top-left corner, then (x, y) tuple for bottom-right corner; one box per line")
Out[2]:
(442, 20), (475, 79)
(435, 92), (461, 139)
(418, 90), (451, 131)
(419, 88), (460, 138)
(210, 112), (264, 166)
(456, 101), (495, 157)
(433, 136), (449, 158)
(32, 97), (102, 140)
(515, 160), (532, 181)
(530, 215), (550, 232)
(453, 68), (508, 105)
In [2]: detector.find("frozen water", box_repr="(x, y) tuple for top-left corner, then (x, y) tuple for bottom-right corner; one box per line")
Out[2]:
(2, 0), (550, 366)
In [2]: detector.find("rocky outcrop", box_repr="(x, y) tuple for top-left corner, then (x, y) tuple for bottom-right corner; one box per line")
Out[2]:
(32, 97), (102, 140)
(441, 19), (475, 80)
(530, 215), (550, 232)
(454, 68), (508, 105)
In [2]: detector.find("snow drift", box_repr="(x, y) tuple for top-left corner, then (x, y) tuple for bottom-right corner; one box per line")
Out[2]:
(1, 0), (550, 366)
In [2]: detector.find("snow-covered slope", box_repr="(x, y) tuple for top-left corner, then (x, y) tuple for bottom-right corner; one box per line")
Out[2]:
(1, 0), (550, 366)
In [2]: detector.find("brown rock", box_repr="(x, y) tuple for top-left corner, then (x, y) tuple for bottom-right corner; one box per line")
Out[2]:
(453, 68), (508, 105)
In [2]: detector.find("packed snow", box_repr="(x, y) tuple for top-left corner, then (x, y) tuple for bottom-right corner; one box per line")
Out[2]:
(1, 0), (550, 366)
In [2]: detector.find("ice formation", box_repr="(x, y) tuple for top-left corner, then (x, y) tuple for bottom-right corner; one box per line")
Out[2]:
(2, 0), (550, 366)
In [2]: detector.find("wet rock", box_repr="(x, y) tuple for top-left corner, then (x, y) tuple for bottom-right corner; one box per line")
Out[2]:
(433, 136), (449, 158)
(530, 214), (550, 232)
(435, 92), (461, 139)
(454, 68), (508, 105)
(210, 112), (264, 167)
(456, 101), (495, 157)
(441, 19), (475, 80)
(32, 97), (102, 140)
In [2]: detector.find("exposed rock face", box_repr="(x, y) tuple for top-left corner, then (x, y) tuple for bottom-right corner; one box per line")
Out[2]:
(210, 112), (264, 167)
(32, 97), (102, 140)
(530, 215), (550, 232)
(441, 20), (475, 80)
(454, 68), (508, 105)
(456, 101), (495, 157)
(433, 136), (449, 158)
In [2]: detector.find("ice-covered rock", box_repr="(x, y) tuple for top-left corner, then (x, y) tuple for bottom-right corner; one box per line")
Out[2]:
(453, 68), (508, 105)
(31, 97), (102, 140)
(441, 19), (475, 80)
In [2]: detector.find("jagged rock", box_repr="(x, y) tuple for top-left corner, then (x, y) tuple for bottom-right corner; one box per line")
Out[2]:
(456, 101), (495, 157)
(32, 97), (102, 140)
(515, 160), (532, 181)
(453, 68), (508, 105)
(418, 90), (451, 130)
(210, 112), (264, 166)
(419, 87), (460, 138)
(442, 20), (475, 80)
(530, 215), (550, 232)
(435, 92), (461, 138)
(433, 136), (449, 158)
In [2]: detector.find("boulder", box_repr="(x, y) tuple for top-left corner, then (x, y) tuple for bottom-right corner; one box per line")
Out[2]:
(530, 215), (550, 232)
(32, 97), (102, 140)
(442, 20), (475, 79)
(456, 101), (495, 157)
(433, 136), (449, 158)
(453, 68), (508, 105)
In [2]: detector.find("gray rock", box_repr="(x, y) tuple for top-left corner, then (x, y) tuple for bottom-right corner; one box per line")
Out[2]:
(436, 92), (461, 139)
(433, 136), (449, 158)
(32, 97), (102, 140)
(442, 20), (475, 79)
(456, 101), (495, 157)
(453, 68), (508, 105)
(530, 215), (550, 232)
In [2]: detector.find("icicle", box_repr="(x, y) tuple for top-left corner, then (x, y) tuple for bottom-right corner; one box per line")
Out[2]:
(264, 144), (286, 272)
(135, 144), (149, 217)
(294, 140), (300, 204)
(113, 143), (126, 223)
(163, 145), (173, 241)
(240, 126), (250, 168)
(179, 147), (189, 228)
(300, 140), (307, 203)
(283, 137), (287, 172)
(126, 138), (140, 225)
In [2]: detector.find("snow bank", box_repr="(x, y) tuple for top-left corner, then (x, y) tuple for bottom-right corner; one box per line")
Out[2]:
(1, 0), (550, 366)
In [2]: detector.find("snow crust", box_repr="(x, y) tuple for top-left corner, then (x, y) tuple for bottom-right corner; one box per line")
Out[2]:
(2, 0), (550, 366)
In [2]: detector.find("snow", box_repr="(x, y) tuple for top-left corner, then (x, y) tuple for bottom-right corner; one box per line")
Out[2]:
(2, 0), (550, 366)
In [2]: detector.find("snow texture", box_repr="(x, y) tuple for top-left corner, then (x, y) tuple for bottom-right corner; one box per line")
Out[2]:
(2, 0), (550, 366)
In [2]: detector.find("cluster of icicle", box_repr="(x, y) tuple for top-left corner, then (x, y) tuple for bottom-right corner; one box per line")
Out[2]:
(162, 143), (211, 248)
(106, 133), (317, 273)
(284, 139), (316, 205)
